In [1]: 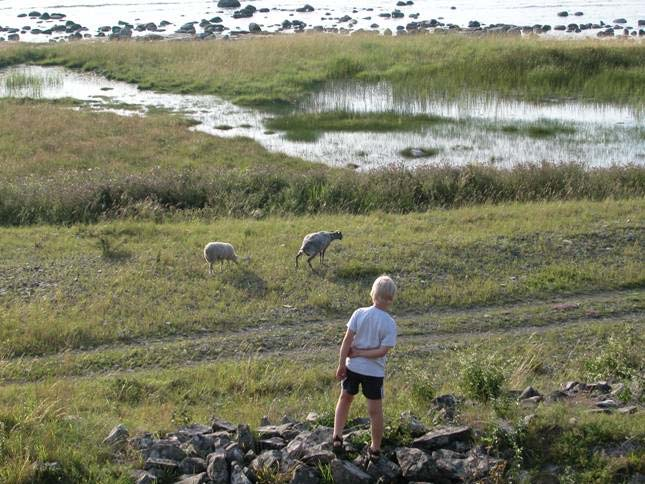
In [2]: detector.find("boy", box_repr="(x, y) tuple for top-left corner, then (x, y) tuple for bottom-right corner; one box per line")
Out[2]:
(333, 275), (397, 462)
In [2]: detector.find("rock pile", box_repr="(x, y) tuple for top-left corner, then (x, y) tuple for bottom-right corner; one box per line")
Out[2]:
(114, 415), (506, 484)
(516, 380), (642, 414)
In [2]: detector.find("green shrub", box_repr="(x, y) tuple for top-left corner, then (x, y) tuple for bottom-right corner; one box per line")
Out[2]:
(459, 353), (506, 402)
(583, 327), (643, 381)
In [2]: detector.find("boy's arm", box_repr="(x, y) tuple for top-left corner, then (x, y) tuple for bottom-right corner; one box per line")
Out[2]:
(350, 346), (391, 358)
(336, 329), (355, 380)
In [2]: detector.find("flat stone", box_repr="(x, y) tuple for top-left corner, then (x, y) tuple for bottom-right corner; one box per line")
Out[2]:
(211, 417), (236, 432)
(143, 457), (178, 472)
(257, 423), (302, 440)
(259, 436), (286, 450)
(519, 386), (541, 400)
(176, 473), (209, 484)
(412, 426), (472, 452)
(596, 399), (619, 409)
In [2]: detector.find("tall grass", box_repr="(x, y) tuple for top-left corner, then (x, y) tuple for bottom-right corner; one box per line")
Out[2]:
(1, 34), (644, 106)
(2, 163), (643, 225)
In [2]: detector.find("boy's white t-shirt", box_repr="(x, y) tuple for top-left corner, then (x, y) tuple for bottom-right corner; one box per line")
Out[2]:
(345, 305), (397, 377)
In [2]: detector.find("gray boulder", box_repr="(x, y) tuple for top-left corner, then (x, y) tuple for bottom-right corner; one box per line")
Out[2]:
(207, 450), (229, 484)
(330, 459), (372, 484)
(432, 448), (467, 480)
(260, 436), (286, 450)
(180, 433), (215, 458)
(285, 427), (333, 459)
(296, 5), (315, 12)
(251, 450), (282, 473)
(613, 18), (627, 24)
(290, 463), (321, 484)
(179, 457), (207, 474)
(218, 0), (241, 7)
(231, 463), (253, 484)
(412, 426), (473, 452)
(395, 447), (440, 481)
(237, 424), (255, 451)
(147, 441), (187, 462)
(226, 442), (245, 464)
(366, 456), (401, 483)
(129, 433), (155, 453)
(249, 22), (262, 33)
(103, 424), (129, 450)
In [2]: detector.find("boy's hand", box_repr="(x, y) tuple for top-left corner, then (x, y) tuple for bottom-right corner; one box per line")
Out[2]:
(335, 364), (347, 381)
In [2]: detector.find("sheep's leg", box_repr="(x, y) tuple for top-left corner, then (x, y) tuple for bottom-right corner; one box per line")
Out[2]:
(321, 248), (327, 265)
(209, 262), (213, 276)
(295, 251), (302, 269)
(307, 254), (317, 270)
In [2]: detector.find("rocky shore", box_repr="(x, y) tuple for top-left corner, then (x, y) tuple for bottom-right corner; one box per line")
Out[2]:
(28, 378), (640, 483)
(1, 3), (644, 43)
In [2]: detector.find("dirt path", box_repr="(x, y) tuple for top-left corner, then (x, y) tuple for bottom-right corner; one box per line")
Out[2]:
(2, 288), (642, 384)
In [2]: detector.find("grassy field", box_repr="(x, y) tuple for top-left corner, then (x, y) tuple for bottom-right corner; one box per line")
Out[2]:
(1, 35), (644, 106)
(0, 199), (642, 357)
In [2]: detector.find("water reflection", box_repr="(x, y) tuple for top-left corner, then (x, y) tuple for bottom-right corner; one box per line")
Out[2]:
(0, 65), (643, 169)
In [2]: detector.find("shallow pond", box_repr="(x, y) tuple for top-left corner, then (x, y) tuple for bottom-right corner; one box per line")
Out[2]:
(1, 65), (643, 169)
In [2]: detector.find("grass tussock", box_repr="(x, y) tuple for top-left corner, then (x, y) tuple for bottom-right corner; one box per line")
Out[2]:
(1, 35), (644, 106)
(265, 111), (451, 141)
(500, 119), (577, 138)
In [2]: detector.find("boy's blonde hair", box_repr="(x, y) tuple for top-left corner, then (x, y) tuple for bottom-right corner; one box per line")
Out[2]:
(371, 275), (396, 303)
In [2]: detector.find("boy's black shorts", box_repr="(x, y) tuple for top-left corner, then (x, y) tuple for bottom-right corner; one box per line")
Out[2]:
(342, 368), (384, 400)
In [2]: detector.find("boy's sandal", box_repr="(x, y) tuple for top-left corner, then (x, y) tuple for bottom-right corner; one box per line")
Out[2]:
(332, 435), (344, 455)
(367, 446), (381, 463)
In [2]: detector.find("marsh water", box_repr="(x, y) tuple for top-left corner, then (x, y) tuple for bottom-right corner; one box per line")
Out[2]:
(1, 65), (643, 168)
(1, 0), (644, 41)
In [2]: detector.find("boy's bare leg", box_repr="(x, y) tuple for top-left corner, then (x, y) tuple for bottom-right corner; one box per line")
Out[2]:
(333, 391), (354, 438)
(367, 398), (384, 451)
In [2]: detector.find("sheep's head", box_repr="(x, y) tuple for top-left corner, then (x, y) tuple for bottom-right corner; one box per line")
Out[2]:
(332, 231), (343, 240)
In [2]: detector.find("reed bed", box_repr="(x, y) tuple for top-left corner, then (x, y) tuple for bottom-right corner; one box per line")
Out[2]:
(1, 34), (644, 106)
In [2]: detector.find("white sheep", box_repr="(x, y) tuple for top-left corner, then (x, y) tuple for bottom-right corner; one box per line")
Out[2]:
(203, 242), (238, 274)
